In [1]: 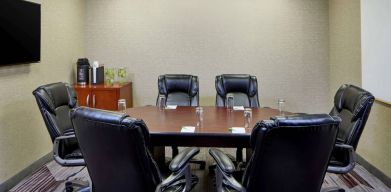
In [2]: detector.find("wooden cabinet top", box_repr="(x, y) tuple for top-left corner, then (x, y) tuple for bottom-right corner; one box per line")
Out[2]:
(73, 82), (132, 90)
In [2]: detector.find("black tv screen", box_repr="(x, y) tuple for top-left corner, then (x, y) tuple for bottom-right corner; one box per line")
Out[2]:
(0, 0), (41, 65)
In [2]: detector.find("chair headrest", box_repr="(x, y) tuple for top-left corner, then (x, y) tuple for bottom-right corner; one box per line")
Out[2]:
(72, 106), (129, 125)
(215, 74), (258, 97)
(33, 82), (77, 113)
(71, 107), (150, 145)
(251, 114), (341, 148)
(158, 74), (199, 97)
(271, 114), (341, 127)
(334, 84), (374, 121)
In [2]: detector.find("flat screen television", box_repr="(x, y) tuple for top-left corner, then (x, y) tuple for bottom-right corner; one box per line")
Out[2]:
(0, 0), (41, 65)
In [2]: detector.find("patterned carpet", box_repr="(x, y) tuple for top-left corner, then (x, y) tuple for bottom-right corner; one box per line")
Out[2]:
(10, 159), (390, 192)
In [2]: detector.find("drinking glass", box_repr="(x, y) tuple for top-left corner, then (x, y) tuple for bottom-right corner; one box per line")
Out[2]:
(277, 98), (286, 115)
(196, 107), (204, 128)
(244, 108), (252, 129)
(118, 99), (127, 113)
(157, 95), (166, 110)
(226, 93), (235, 111)
(117, 67), (127, 83)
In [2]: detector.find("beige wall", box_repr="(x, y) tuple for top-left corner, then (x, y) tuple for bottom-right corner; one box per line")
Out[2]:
(0, 0), (85, 183)
(329, 0), (361, 95)
(329, 0), (391, 177)
(85, 0), (330, 113)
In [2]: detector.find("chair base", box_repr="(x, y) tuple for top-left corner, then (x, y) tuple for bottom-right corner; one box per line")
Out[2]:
(65, 180), (90, 192)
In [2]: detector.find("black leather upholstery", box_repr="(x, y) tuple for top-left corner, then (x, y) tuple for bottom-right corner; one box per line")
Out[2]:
(157, 74), (199, 107)
(33, 82), (77, 141)
(330, 84), (374, 149)
(215, 74), (259, 107)
(328, 84), (374, 174)
(210, 114), (341, 192)
(33, 82), (84, 166)
(71, 107), (199, 192)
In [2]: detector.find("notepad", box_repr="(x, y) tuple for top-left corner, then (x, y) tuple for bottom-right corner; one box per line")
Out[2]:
(181, 126), (195, 133)
(165, 105), (178, 109)
(233, 106), (245, 111)
(229, 127), (246, 133)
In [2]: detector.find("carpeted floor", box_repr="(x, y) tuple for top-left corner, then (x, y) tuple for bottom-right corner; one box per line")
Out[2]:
(10, 159), (390, 192)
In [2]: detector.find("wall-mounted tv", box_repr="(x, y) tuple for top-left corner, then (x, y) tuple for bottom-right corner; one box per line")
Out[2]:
(0, 0), (41, 65)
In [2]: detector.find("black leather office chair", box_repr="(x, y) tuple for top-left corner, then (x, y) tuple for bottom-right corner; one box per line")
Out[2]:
(33, 82), (87, 191)
(210, 114), (343, 192)
(71, 107), (200, 192)
(157, 74), (205, 170)
(157, 74), (199, 107)
(215, 74), (259, 108)
(327, 84), (374, 174)
(215, 74), (260, 164)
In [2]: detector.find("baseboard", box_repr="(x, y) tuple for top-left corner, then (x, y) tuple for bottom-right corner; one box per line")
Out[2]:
(357, 154), (391, 188)
(0, 153), (52, 192)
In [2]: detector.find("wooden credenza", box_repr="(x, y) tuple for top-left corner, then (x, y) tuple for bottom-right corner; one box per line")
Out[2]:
(73, 82), (133, 110)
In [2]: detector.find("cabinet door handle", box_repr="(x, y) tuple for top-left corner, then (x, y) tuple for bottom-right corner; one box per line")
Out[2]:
(93, 94), (96, 108)
(86, 94), (90, 106)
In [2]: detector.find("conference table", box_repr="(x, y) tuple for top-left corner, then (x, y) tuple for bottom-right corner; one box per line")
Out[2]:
(125, 106), (287, 162)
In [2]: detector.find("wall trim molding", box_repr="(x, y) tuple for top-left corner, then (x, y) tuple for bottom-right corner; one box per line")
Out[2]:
(357, 154), (391, 188)
(0, 153), (52, 192)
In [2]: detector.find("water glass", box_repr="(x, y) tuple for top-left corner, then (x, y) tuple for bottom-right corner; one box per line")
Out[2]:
(226, 93), (235, 111)
(196, 107), (204, 128)
(244, 108), (252, 128)
(277, 98), (286, 115)
(157, 95), (166, 110)
(118, 99), (127, 113)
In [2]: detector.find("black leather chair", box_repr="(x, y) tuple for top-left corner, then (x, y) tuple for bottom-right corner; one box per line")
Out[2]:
(157, 74), (199, 106)
(327, 84), (374, 174)
(33, 82), (87, 191)
(157, 74), (205, 170)
(210, 114), (343, 192)
(71, 107), (200, 192)
(215, 74), (259, 108)
(215, 74), (260, 164)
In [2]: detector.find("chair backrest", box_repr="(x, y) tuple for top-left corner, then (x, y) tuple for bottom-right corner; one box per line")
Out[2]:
(71, 107), (162, 192)
(157, 74), (199, 106)
(242, 114), (340, 192)
(32, 82), (78, 142)
(215, 74), (259, 107)
(330, 84), (374, 149)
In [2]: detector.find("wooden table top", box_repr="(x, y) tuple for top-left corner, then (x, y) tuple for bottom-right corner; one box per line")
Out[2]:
(126, 106), (282, 134)
(125, 106), (284, 147)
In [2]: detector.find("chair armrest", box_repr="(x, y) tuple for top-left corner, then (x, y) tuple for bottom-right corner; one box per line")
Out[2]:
(327, 144), (355, 174)
(157, 147), (200, 192)
(209, 148), (246, 192)
(169, 147), (200, 172)
(209, 148), (235, 174)
(53, 135), (85, 166)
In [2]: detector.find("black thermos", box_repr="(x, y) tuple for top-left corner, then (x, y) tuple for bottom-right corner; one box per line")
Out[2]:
(77, 58), (90, 85)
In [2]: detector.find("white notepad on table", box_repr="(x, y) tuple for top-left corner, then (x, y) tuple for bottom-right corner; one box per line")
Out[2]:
(233, 106), (245, 111)
(165, 105), (178, 109)
(181, 126), (195, 133)
(229, 127), (246, 134)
